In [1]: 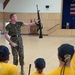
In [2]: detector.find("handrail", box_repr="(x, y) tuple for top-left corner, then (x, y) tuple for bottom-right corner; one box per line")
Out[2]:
(47, 24), (60, 31)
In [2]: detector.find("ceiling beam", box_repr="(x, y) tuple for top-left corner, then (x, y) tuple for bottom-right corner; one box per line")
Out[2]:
(3, 0), (10, 9)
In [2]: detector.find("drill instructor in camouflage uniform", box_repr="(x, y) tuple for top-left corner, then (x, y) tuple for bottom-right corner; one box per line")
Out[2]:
(4, 13), (36, 75)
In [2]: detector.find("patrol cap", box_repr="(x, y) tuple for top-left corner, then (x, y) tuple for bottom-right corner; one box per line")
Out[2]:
(58, 44), (74, 61)
(0, 45), (10, 59)
(34, 58), (46, 69)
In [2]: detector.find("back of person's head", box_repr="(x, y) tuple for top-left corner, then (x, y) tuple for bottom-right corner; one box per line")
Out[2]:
(58, 44), (74, 75)
(34, 58), (46, 73)
(58, 44), (74, 62)
(0, 45), (10, 62)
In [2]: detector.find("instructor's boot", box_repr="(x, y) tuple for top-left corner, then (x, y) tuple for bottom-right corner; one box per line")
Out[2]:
(21, 65), (24, 75)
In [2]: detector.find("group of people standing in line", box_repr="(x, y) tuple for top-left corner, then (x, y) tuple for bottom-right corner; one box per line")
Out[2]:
(0, 44), (75, 75)
(0, 13), (75, 75)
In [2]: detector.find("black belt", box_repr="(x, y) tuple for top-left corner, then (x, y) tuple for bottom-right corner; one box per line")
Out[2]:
(11, 35), (21, 37)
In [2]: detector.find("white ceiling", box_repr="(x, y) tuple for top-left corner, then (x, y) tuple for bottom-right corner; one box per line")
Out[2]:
(0, 0), (5, 3)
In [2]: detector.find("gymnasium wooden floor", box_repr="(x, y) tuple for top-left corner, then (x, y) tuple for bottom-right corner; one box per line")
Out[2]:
(0, 35), (75, 75)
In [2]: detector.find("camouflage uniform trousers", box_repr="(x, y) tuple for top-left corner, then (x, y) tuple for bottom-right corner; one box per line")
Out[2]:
(10, 37), (24, 66)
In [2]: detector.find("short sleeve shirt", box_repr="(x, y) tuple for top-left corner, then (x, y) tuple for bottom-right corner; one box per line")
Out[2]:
(47, 67), (75, 75)
(30, 72), (46, 75)
(5, 22), (24, 36)
(0, 62), (18, 75)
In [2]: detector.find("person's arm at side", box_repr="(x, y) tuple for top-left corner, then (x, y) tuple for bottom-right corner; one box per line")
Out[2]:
(4, 33), (17, 47)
